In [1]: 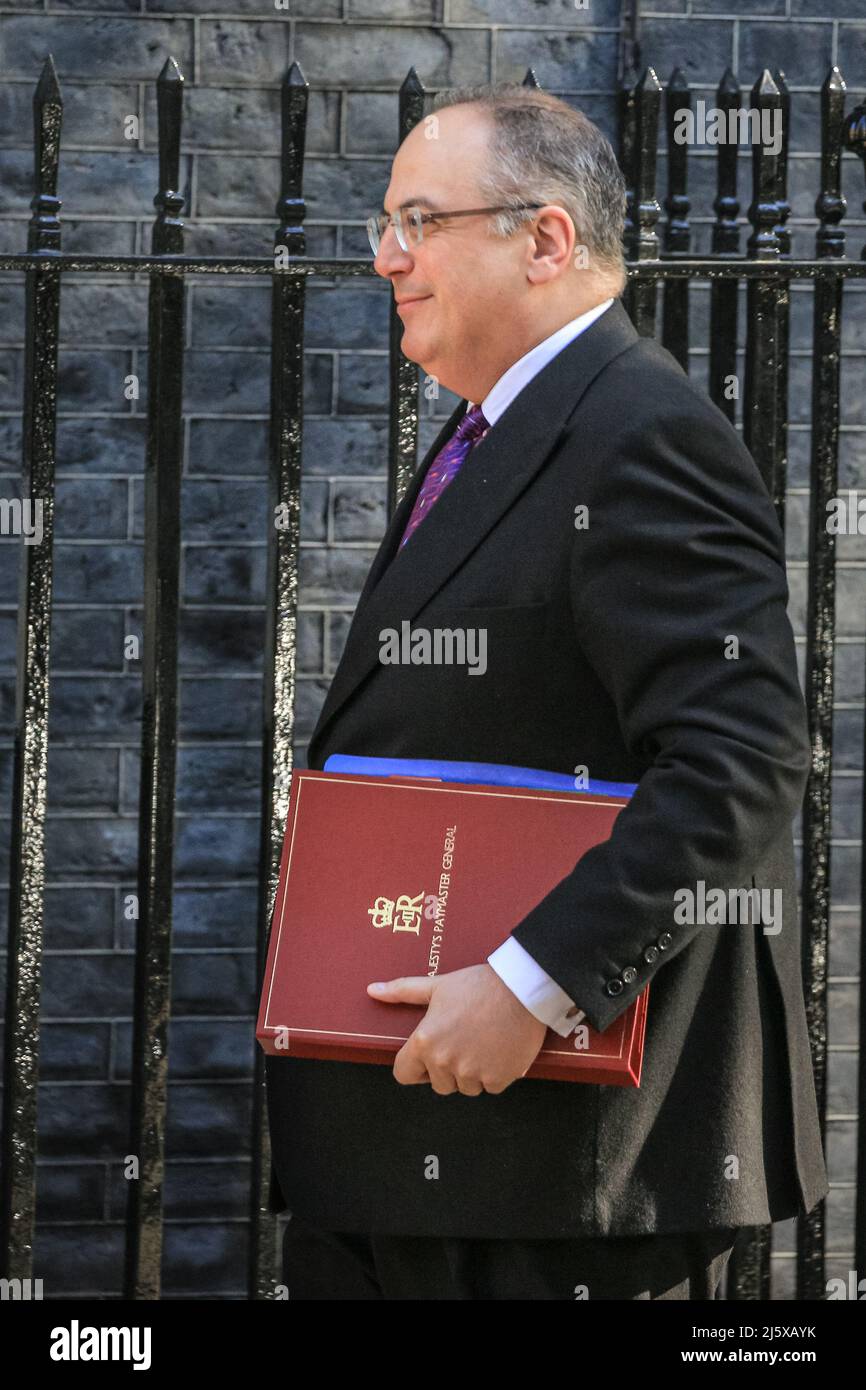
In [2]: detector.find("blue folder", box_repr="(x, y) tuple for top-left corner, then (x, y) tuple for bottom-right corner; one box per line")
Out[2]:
(323, 753), (638, 800)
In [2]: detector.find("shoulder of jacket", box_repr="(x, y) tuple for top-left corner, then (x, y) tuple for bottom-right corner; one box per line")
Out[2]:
(570, 333), (738, 443)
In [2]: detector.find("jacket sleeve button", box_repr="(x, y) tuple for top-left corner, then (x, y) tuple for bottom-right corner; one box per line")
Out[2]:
(657, 932), (673, 951)
(621, 966), (637, 984)
(605, 978), (624, 997)
(642, 945), (659, 964)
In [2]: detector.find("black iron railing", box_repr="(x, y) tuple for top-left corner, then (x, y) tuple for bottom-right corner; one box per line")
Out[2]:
(1, 52), (865, 1302)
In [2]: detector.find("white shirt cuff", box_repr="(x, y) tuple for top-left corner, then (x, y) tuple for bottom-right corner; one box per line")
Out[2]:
(487, 935), (586, 1038)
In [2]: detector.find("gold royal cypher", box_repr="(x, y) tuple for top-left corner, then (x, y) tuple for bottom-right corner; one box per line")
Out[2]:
(367, 892), (424, 935)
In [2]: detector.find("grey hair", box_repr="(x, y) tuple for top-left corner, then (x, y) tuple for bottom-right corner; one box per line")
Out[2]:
(431, 84), (627, 293)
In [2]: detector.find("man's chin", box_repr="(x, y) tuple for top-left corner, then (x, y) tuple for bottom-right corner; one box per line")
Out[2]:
(398, 331), (432, 371)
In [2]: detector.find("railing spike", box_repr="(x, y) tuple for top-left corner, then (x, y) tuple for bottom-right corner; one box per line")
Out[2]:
(401, 66), (425, 95)
(156, 55), (184, 85)
(717, 64), (739, 96)
(34, 52), (62, 105)
(754, 67), (780, 99)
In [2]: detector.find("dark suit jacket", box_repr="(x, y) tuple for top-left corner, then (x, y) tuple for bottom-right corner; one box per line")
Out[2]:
(265, 297), (829, 1238)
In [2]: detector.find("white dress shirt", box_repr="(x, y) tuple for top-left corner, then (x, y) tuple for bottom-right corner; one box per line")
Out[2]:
(472, 297), (615, 1036)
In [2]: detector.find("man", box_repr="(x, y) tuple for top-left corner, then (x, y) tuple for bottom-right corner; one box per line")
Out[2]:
(265, 85), (829, 1300)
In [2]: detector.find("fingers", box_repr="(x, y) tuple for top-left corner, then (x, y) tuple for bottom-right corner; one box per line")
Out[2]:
(393, 1049), (431, 1085)
(424, 1057), (459, 1095)
(394, 1060), (494, 1096)
(412, 1052), (487, 1096)
(392, 1026), (504, 1095)
(368, 976), (434, 1006)
(393, 1043), (474, 1095)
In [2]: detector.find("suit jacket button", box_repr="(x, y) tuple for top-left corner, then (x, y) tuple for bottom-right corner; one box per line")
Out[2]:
(621, 966), (637, 984)
(642, 945), (659, 964)
(605, 978), (624, 997)
(657, 932), (673, 951)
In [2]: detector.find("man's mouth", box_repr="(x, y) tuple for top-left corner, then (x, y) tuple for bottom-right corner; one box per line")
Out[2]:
(396, 295), (432, 311)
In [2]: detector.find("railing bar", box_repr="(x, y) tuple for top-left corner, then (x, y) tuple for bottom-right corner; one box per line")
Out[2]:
(1, 255), (865, 279)
(729, 66), (785, 1305)
(628, 67), (662, 336)
(799, 63), (848, 1304)
(0, 54), (63, 1284)
(662, 66), (691, 369)
(800, 267), (843, 1303)
(250, 59), (309, 1303)
(618, 56), (638, 324)
(123, 56), (186, 1302)
(387, 69), (425, 515)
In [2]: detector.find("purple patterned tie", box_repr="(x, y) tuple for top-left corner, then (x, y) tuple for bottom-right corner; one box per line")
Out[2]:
(398, 405), (490, 550)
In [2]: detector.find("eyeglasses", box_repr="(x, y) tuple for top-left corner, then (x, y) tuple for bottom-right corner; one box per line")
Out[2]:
(366, 203), (545, 256)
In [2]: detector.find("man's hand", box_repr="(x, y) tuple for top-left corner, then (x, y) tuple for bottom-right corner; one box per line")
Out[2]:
(367, 963), (548, 1096)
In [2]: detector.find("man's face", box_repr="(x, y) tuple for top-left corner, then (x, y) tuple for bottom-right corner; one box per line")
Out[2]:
(374, 105), (530, 395)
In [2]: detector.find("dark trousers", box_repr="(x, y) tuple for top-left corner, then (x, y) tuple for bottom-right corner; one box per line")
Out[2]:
(282, 1213), (739, 1300)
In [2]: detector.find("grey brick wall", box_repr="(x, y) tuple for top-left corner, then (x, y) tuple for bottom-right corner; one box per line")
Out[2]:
(0, 0), (863, 1299)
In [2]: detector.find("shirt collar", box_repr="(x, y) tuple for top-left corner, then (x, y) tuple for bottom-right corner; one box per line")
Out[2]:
(472, 298), (615, 428)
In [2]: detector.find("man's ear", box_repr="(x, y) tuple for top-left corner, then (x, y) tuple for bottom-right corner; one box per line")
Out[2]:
(525, 205), (577, 284)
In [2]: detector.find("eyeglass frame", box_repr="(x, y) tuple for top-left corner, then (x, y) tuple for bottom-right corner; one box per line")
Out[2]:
(366, 203), (546, 256)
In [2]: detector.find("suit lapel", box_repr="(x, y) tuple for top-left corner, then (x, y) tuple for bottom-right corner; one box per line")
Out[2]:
(307, 298), (638, 764)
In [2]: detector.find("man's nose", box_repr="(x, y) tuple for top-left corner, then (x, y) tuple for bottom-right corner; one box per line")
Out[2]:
(373, 222), (414, 279)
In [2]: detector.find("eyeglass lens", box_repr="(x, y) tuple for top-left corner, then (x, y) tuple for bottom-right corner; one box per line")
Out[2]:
(367, 208), (425, 255)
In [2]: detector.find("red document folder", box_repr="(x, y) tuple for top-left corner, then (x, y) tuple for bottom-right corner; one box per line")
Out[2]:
(256, 770), (649, 1086)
